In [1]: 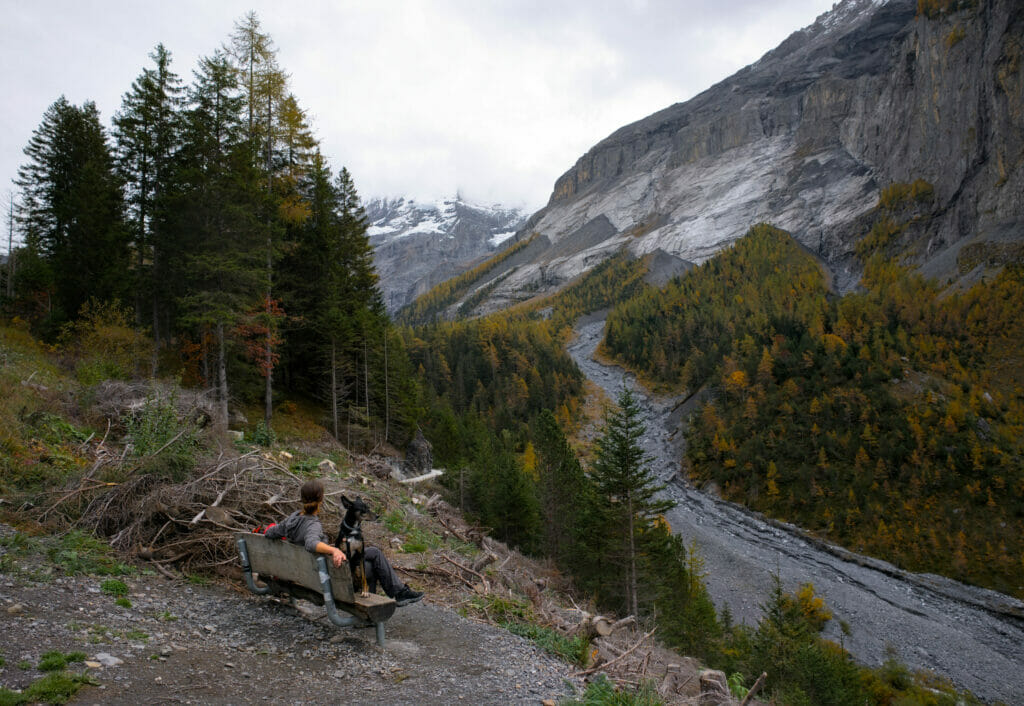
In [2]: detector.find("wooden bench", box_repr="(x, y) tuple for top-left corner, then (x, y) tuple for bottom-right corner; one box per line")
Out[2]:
(235, 532), (396, 647)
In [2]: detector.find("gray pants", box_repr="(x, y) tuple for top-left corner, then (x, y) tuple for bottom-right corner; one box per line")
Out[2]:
(363, 546), (405, 597)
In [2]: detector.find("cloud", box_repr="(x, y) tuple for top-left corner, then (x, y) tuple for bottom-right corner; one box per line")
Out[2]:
(0, 0), (835, 219)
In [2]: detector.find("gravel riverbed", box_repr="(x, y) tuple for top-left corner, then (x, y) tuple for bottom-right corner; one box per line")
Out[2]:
(568, 316), (1024, 705)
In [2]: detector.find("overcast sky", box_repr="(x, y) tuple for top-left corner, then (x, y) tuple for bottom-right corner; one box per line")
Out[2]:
(1, 0), (836, 224)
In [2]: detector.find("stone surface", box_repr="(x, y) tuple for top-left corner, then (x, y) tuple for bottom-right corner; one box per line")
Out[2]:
(403, 428), (433, 477)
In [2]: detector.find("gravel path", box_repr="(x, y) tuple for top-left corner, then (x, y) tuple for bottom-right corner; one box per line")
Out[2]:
(568, 316), (1024, 705)
(0, 550), (580, 705)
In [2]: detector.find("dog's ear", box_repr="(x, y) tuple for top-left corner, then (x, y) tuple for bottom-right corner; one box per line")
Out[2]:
(340, 495), (352, 509)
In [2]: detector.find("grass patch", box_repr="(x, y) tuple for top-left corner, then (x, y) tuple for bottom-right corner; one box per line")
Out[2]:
(99, 579), (128, 596)
(23, 670), (95, 705)
(503, 621), (590, 667)
(50, 531), (133, 577)
(467, 594), (591, 667)
(114, 597), (131, 609)
(37, 651), (86, 673)
(382, 509), (444, 554)
(157, 610), (178, 622)
(560, 674), (663, 705)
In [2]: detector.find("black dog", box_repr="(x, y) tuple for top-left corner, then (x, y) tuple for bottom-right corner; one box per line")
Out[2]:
(334, 495), (377, 597)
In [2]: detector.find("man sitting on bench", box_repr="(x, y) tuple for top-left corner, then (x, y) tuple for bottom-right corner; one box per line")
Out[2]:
(265, 479), (347, 567)
(266, 479), (423, 606)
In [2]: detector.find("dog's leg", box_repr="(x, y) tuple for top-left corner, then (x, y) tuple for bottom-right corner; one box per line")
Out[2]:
(358, 544), (370, 597)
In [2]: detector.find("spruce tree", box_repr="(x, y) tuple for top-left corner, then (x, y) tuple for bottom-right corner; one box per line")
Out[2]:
(533, 408), (588, 568)
(112, 43), (184, 348)
(589, 387), (674, 617)
(175, 52), (262, 426)
(15, 97), (129, 328)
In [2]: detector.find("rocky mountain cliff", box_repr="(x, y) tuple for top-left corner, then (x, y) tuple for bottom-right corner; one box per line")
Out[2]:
(366, 196), (528, 312)
(463, 0), (1023, 313)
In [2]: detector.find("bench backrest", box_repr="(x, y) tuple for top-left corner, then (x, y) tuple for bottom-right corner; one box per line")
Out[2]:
(237, 532), (355, 603)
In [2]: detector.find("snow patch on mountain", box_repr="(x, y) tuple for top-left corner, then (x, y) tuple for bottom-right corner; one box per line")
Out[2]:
(365, 196), (529, 313)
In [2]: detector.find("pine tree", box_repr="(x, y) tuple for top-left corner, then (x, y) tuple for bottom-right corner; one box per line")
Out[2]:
(15, 97), (129, 327)
(590, 387), (674, 617)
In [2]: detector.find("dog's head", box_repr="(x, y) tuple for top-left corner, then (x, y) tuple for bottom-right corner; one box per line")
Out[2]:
(340, 495), (377, 525)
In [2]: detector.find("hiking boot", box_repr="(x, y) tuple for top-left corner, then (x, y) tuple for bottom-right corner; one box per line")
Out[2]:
(394, 586), (423, 606)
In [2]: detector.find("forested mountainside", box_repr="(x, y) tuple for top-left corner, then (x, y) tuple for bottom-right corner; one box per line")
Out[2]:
(365, 196), (527, 313)
(604, 224), (1024, 597)
(424, 0), (1023, 315)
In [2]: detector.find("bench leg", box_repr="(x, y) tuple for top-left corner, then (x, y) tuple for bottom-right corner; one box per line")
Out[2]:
(236, 538), (271, 595)
(315, 557), (379, 636)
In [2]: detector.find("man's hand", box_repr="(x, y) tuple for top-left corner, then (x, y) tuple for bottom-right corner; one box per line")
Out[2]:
(332, 547), (347, 567)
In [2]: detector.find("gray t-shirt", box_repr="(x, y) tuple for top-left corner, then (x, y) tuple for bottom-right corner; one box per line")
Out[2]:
(264, 511), (326, 553)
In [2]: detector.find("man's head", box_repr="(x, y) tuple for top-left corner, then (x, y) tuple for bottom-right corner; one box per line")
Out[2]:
(300, 479), (325, 515)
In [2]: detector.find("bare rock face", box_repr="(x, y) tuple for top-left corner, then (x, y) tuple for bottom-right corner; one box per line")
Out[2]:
(469, 0), (1024, 309)
(404, 428), (433, 477)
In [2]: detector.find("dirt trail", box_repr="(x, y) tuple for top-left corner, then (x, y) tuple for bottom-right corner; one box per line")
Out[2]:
(568, 317), (1024, 705)
(0, 537), (581, 705)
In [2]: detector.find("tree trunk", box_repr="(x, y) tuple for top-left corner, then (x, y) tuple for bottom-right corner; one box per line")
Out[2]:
(330, 338), (339, 440)
(628, 495), (638, 619)
(5, 194), (14, 298)
(263, 88), (274, 429)
(217, 322), (229, 429)
(363, 337), (370, 431)
(151, 248), (160, 377)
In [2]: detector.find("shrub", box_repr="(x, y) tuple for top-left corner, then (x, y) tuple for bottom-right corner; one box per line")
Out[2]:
(59, 299), (152, 386)
(247, 420), (276, 448)
(125, 392), (198, 480)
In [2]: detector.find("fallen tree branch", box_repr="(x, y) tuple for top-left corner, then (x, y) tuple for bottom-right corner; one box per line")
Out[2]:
(441, 553), (489, 589)
(573, 627), (658, 677)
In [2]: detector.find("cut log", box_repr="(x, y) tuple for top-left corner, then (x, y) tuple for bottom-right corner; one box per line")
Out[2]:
(698, 670), (731, 706)
(573, 613), (614, 639)
(398, 469), (443, 485)
(739, 672), (767, 706)
(471, 551), (498, 573)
